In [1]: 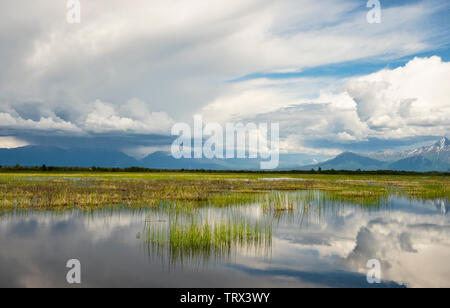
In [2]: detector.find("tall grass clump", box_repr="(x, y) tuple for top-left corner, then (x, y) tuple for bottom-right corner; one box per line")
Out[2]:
(262, 192), (297, 212)
(144, 214), (272, 263)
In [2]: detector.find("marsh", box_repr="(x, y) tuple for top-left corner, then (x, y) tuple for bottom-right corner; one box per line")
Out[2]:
(0, 172), (448, 287)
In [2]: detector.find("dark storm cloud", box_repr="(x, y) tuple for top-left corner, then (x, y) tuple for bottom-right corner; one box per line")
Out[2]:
(0, 130), (175, 151)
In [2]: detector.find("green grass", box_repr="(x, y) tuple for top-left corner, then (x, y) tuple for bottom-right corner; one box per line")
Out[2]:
(142, 205), (272, 263)
(0, 172), (448, 210)
(262, 192), (295, 212)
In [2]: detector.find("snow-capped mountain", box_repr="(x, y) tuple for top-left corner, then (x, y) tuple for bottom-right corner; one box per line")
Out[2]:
(369, 137), (450, 171)
(305, 137), (450, 172)
(366, 137), (450, 162)
(408, 137), (450, 157)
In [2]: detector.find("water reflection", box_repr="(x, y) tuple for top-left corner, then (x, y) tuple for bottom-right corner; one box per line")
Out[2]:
(428, 198), (449, 214)
(140, 205), (272, 267)
(0, 193), (448, 287)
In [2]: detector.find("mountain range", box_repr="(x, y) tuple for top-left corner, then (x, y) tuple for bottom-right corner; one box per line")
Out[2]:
(304, 137), (450, 172)
(0, 137), (449, 172)
(0, 146), (285, 170)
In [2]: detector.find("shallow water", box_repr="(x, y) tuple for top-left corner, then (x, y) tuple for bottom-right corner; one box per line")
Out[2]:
(0, 193), (449, 288)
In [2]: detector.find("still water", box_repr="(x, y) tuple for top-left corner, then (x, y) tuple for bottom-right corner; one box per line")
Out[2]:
(0, 193), (448, 288)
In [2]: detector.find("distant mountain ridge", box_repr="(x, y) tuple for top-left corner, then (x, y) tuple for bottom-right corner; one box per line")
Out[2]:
(365, 137), (450, 162)
(0, 146), (304, 170)
(0, 146), (137, 168)
(304, 137), (450, 172)
(302, 152), (385, 171)
(0, 137), (449, 171)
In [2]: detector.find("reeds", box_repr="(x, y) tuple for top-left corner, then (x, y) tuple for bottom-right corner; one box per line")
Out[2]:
(143, 205), (272, 264)
(0, 172), (448, 210)
(262, 192), (295, 212)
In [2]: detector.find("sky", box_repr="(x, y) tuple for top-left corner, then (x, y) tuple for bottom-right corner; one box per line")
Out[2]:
(0, 0), (449, 160)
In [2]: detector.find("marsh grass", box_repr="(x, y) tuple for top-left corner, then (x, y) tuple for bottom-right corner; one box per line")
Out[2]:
(262, 192), (295, 212)
(0, 172), (448, 210)
(142, 205), (272, 264)
(397, 183), (449, 200)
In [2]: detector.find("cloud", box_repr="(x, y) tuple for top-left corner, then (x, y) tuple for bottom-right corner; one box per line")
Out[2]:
(0, 112), (81, 132)
(198, 56), (450, 155)
(84, 99), (175, 134)
(346, 56), (450, 138)
(0, 136), (29, 149)
(1, 1), (445, 115)
(199, 78), (370, 154)
(0, 98), (174, 136)
(0, 1), (449, 155)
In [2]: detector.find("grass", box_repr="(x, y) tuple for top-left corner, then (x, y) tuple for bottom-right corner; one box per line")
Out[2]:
(0, 172), (448, 210)
(142, 204), (272, 263)
(263, 192), (295, 212)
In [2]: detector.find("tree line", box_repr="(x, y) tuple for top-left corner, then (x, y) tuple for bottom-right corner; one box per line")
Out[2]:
(0, 164), (449, 176)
